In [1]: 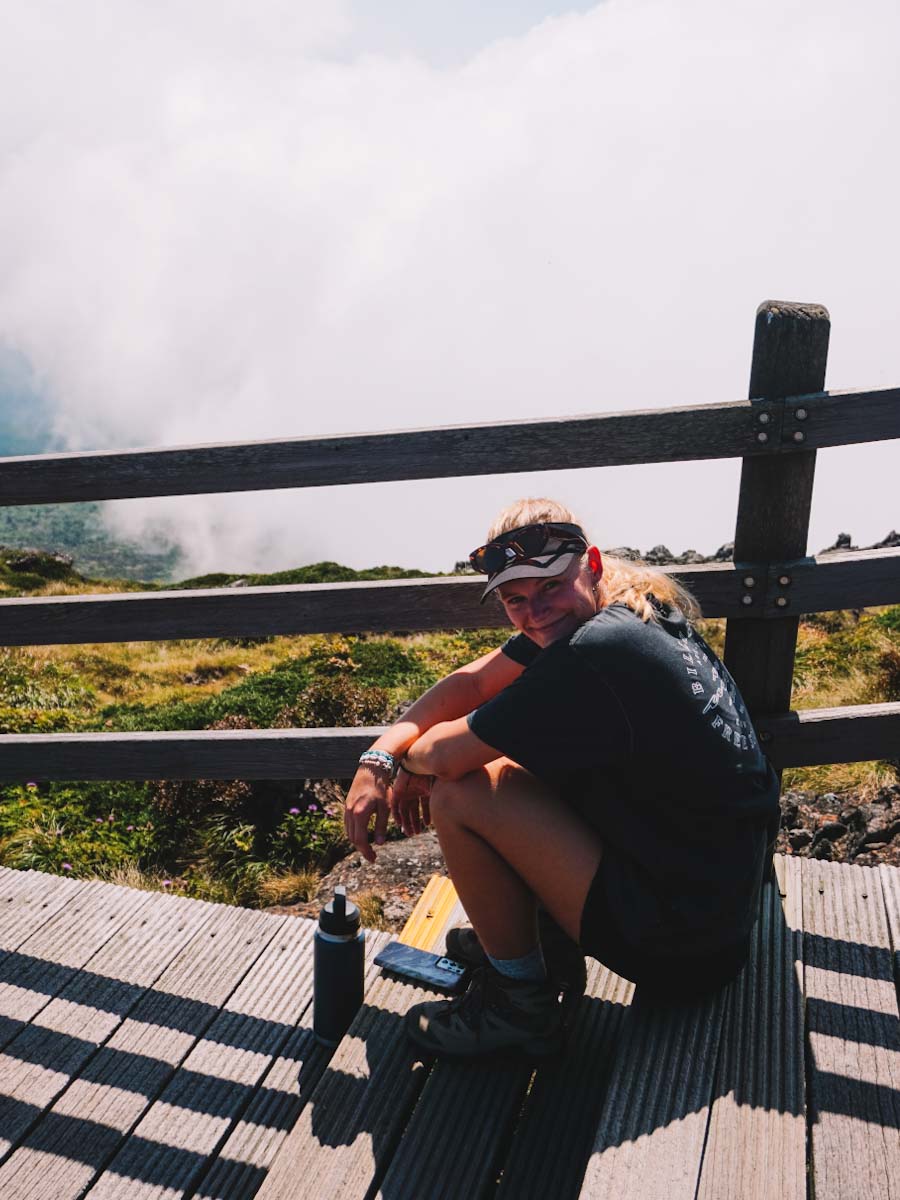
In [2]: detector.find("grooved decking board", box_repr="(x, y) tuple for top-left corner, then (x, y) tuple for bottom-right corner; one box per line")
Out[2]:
(0, 898), (283, 1199)
(879, 864), (900, 1007)
(0, 879), (153, 1059)
(192, 929), (392, 1200)
(81, 909), (311, 1200)
(254, 884), (461, 1200)
(254, 971), (433, 1200)
(801, 859), (900, 1200)
(0, 869), (86, 950)
(374, 1039), (532, 1200)
(695, 857), (806, 1200)
(0, 889), (219, 1196)
(74, 904), (287, 1200)
(577, 964), (731, 1198)
(493, 963), (634, 1200)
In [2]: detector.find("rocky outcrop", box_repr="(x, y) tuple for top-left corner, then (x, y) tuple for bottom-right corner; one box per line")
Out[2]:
(776, 785), (900, 868)
(602, 532), (896, 566)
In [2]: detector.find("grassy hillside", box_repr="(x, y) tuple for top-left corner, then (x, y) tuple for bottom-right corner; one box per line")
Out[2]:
(0, 549), (896, 906)
(0, 502), (182, 581)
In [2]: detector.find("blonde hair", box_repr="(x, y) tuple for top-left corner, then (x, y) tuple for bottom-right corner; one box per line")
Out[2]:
(485, 497), (701, 624)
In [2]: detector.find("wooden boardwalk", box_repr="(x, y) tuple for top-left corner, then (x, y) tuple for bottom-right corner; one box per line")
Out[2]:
(0, 859), (897, 1199)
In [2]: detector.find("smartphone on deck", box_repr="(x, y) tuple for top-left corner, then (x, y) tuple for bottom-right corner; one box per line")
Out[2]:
(374, 941), (470, 992)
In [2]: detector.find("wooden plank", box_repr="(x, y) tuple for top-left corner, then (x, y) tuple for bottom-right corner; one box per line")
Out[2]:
(191, 929), (392, 1200)
(81, 911), (313, 1200)
(725, 300), (831, 716)
(0, 727), (380, 782)
(781, 547), (900, 616)
(695, 856), (806, 1200)
(0, 880), (151, 1057)
(253, 881), (466, 1200)
(0, 563), (725, 648)
(756, 701), (900, 768)
(1, 387), (897, 509)
(2, 551), (894, 648)
(494, 964), (635, 1200)
(253, 969), (433, 1200)
(784, 385), (900, 452)
(0, 400), (805, 508)
(7, 902), (285, 1199)
(576, 977), (731, 1198)
(879, 865), (900, 1009)
(0, 889), (216, 1186)
(2, 701), (897, 784)
(0, 870), (85, 950)
(801, 859), (900, 1200)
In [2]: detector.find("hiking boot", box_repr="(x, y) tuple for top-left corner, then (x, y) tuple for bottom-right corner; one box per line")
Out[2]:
(445, 911), (587, 1029)
(405, 965), (562, 1059)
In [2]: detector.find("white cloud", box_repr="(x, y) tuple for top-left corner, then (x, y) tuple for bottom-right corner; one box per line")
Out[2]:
(0, 0), (897, 575)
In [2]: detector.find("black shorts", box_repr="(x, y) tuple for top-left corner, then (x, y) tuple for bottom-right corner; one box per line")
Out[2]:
(579, 860), (751, 1001)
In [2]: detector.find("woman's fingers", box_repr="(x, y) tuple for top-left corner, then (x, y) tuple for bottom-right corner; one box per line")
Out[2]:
(373, 794), (389, 846)
(343, 768), (389, 862)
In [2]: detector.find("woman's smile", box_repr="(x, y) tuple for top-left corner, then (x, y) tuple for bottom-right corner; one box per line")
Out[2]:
(497, 555), (601, 648)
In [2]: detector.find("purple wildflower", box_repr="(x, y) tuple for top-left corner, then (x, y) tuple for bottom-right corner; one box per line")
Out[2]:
(26, 782), (37, 790)
(126, 825), (134, 832)
(162, 879), (172, 888)
(62, 863), (72, 871)
(289, 807), (300, 815)
(307, 803), (318, 812)
(95, 817), (104, 824)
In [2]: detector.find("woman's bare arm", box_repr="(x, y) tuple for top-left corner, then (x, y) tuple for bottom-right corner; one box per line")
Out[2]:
(344, 646), (524, 860)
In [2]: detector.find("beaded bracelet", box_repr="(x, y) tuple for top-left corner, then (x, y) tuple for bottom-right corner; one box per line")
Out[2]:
(358, 749), (396, 776)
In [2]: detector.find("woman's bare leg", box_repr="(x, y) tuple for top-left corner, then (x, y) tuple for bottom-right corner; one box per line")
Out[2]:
(429, 758), (603, 960)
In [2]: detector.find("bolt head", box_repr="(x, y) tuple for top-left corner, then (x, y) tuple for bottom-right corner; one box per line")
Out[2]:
(775, 595), (789, 607)
(795, 407), (808, 420)
(793, 430), (805, 443)
(757, 431), (769, 444)
(758, 412), (770, 424)
(743, 575), (755, 588)
(741, 594), (754, 606)
(778, 575), (791, 586)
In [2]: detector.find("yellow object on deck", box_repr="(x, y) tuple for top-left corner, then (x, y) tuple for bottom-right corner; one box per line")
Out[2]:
(399, 874), (460, 950)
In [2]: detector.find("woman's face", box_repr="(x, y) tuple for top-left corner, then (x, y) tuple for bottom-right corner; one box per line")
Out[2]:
(496, 549), (602, 648)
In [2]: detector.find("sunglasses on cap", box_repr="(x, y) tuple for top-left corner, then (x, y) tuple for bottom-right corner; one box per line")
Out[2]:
(469, 522), (589, 577)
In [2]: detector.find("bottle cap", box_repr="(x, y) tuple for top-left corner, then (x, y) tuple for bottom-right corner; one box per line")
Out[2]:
(318, 886), (361, 936)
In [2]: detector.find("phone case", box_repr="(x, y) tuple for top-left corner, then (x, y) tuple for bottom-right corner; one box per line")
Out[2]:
(374, 940), (470, 992)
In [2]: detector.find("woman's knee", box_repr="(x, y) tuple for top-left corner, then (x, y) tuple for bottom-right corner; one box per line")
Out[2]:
(429, 770), (491, 827)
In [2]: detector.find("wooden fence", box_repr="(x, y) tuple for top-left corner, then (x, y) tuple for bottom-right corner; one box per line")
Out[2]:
(0, 300), (898, 782)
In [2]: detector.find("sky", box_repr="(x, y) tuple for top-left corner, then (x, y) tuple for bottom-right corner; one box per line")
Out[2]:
(0, 0), (898, 576)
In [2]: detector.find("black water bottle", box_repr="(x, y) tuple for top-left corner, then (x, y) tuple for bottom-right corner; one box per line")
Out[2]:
(313, 886), (365, 1046)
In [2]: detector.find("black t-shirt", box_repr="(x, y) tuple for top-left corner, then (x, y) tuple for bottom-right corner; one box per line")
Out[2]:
(467, 601), (780, 956)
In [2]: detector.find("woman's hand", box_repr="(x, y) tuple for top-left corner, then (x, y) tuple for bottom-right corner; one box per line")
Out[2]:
(390, 766), (433, 838)
(343, 766), (391, 863)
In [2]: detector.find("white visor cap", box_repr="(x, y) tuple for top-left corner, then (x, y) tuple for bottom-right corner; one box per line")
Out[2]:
(480, 543), (584, 602)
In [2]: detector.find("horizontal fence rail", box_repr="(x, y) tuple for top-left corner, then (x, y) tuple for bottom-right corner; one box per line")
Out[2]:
(0, 386), (898, 506)
(0, 702), (895, 781)
(0, 548), (896, 647)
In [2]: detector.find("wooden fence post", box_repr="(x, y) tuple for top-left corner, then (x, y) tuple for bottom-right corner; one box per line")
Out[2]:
(723, 301), (831, 718)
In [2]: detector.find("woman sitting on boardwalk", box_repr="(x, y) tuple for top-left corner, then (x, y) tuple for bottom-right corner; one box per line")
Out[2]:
(344, 498), (780, 1058)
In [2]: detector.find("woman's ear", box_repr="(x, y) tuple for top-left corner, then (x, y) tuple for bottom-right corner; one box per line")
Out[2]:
(587, 545), (603, 580)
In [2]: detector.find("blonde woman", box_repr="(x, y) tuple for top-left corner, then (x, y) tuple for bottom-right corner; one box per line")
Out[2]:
(345, 499), (779, 1058)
